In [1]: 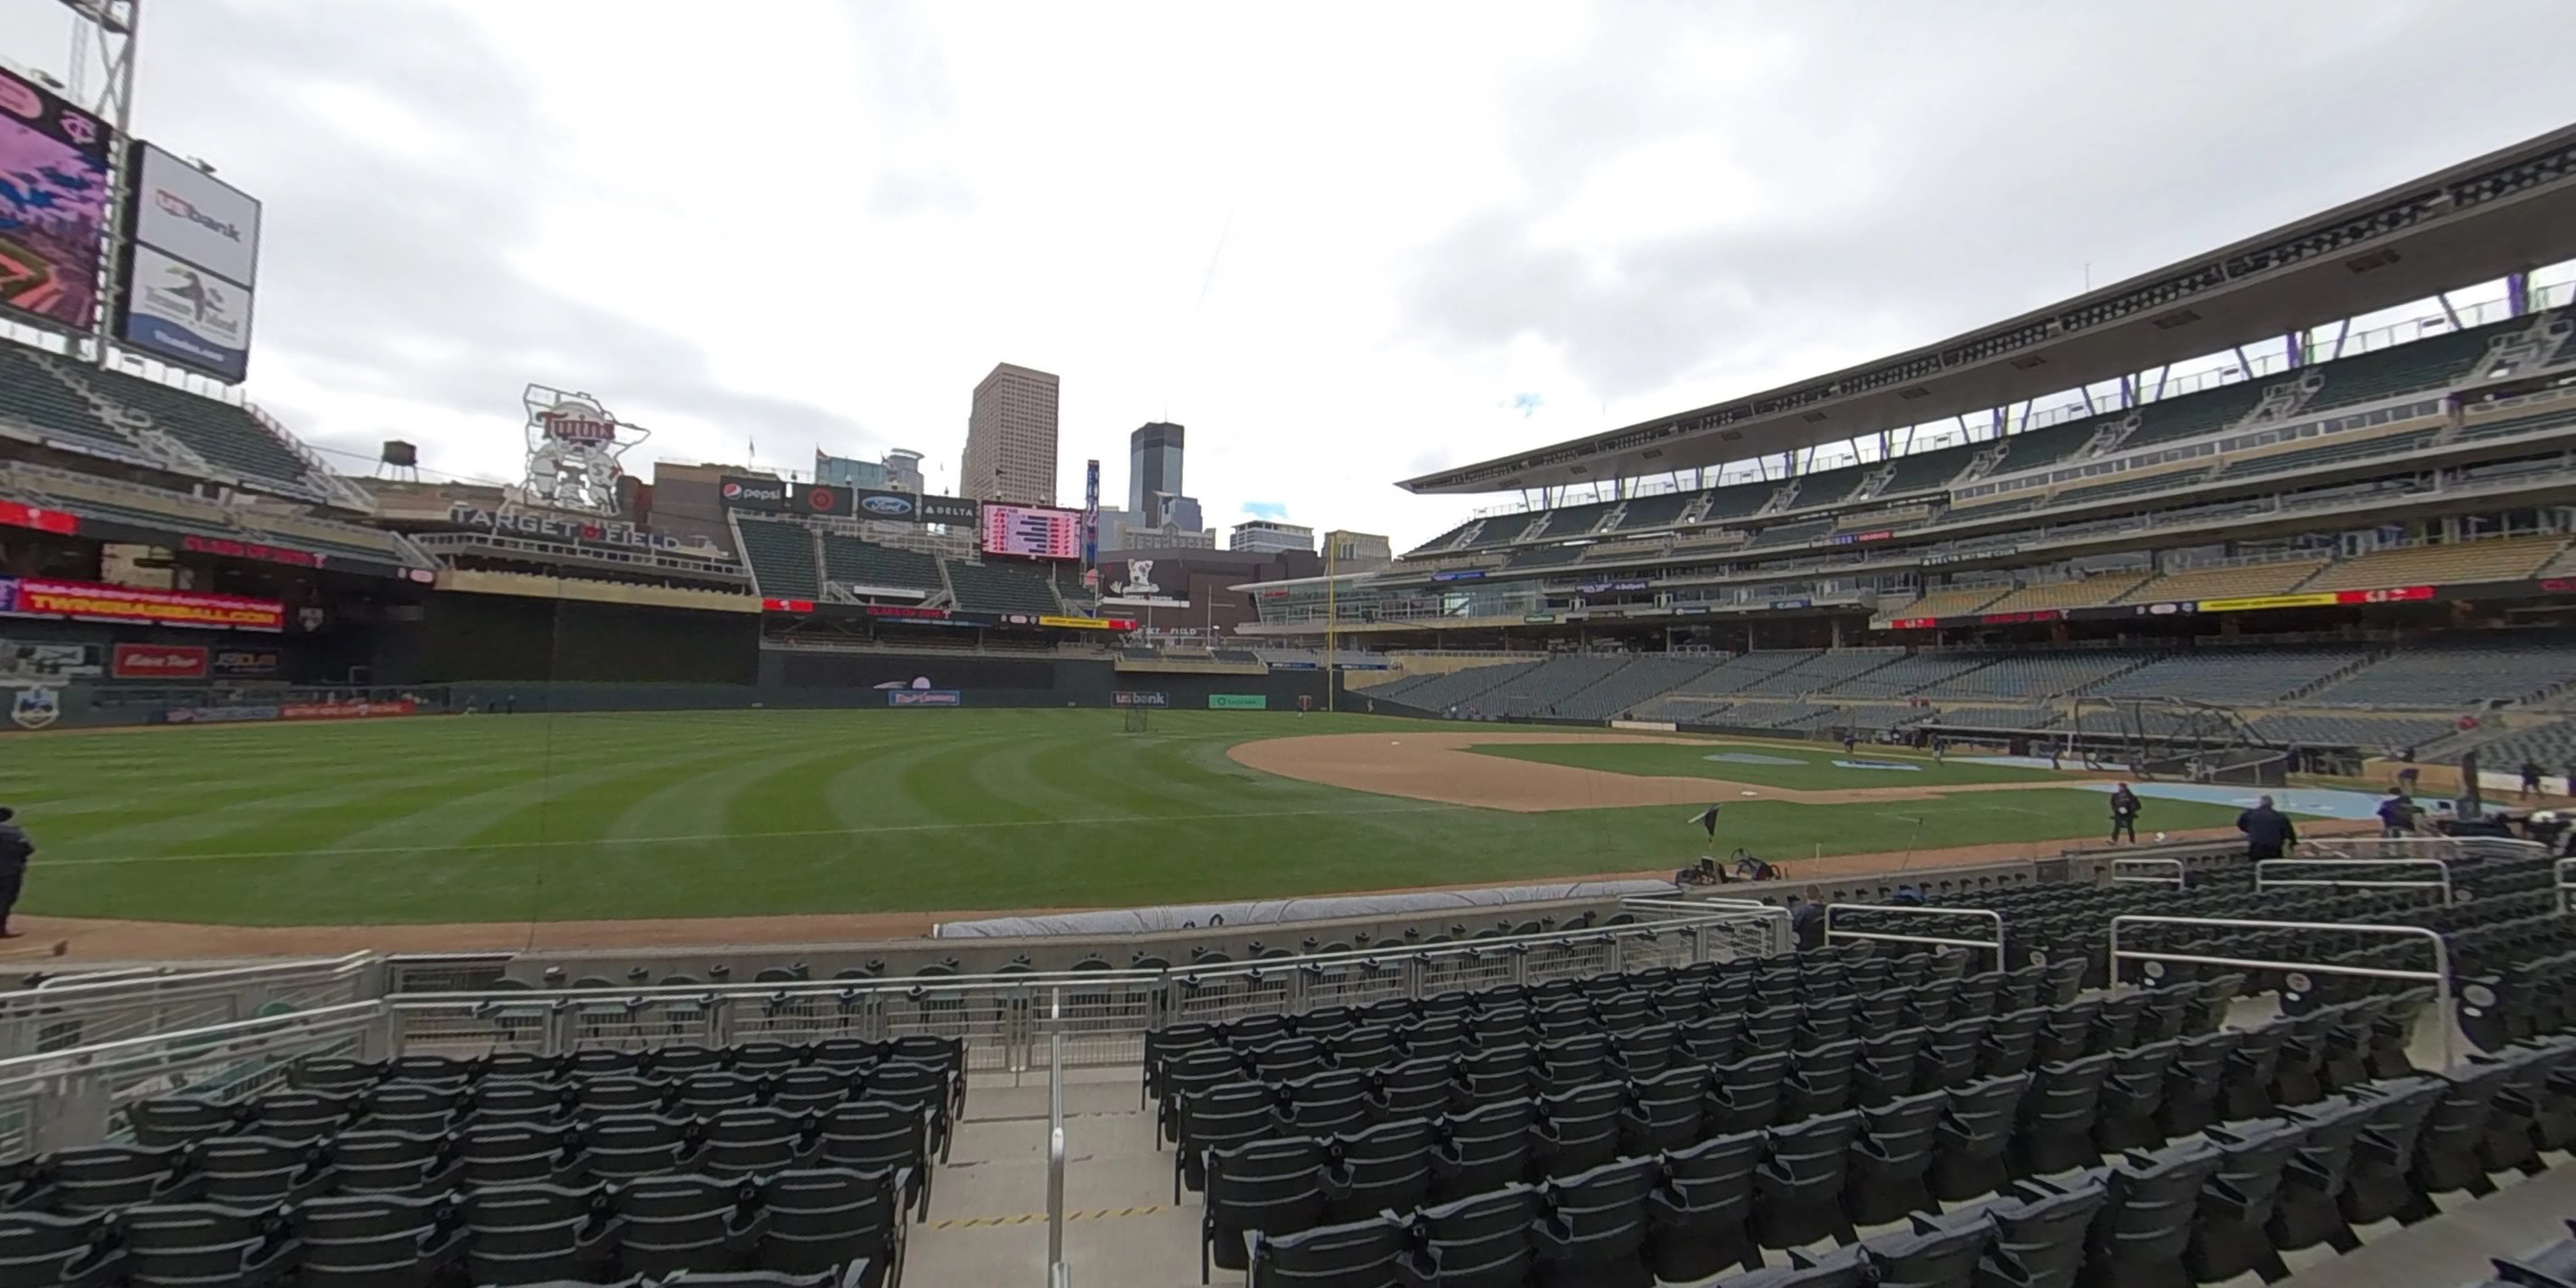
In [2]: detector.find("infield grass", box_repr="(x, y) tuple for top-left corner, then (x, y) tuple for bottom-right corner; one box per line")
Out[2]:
(3, 710), (2257, 925)
(1466, 740), (2074, 790)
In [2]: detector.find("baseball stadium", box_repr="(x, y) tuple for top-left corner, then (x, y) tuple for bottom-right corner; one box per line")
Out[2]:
(6, 8), (2576, 1285)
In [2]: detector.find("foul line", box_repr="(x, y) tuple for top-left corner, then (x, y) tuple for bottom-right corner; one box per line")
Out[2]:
(45, 803), (1471, 868)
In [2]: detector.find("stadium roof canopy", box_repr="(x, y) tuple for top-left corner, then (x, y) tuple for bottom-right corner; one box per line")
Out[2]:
(1399, 125), (2576, 497)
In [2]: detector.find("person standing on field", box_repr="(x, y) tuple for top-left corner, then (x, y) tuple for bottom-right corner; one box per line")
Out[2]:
(2108, 784), (2142, 844)
(0, 808), (32, 939)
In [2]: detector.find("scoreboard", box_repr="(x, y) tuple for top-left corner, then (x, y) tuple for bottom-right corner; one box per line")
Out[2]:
(980, 504), (1082, 559)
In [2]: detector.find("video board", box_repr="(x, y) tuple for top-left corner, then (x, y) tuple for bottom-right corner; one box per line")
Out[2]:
(980, 504), (1081, 559)
(0, 67), (113, 332)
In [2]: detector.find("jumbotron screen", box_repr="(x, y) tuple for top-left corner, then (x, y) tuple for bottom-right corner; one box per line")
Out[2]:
(980, 504), (1081, 559)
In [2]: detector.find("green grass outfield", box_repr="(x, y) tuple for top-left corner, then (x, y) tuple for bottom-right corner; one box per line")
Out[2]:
(0, 710), (2257, 926)
(1467, 740), (2072, 790)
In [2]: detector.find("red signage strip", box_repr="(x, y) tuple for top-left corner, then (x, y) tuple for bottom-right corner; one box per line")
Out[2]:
(0, 576), (286, 632)
(180, 533), (324, 569)
(111, 643), (209, 680)
(280, 699), (415, 721)
(0, 500), (77, 536)
(761, 597), (815, 613)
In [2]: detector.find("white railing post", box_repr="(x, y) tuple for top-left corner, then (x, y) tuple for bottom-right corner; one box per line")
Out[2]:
(1046, 989), (1067, 1285)
(1823, 903), (2007, 966)
(2107, 914), (2457, 1067)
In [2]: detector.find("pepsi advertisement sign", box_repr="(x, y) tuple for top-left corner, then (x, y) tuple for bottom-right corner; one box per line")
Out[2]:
(719, 475), (788, 510)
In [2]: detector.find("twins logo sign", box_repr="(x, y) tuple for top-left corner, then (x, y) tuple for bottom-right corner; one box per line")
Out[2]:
(9, 686), (59, 730)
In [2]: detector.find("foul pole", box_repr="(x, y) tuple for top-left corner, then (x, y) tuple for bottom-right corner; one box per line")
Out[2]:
(1324, 541), (1337, 713)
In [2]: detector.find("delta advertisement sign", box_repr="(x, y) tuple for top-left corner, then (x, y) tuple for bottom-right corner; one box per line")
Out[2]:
(0, 575), (284, 632)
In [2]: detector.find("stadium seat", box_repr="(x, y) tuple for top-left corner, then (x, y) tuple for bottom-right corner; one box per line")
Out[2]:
(2085, 1145), (2222, 1288)
(1405, 1185), (1541, 1287)
(1306, 1126), (1424, 1230)
(1202, 1137), (1330, 1280)
(118, 1201), (299, 1288)
(1530, 1156), (1657, 1288)
(296, 1191), (468, 1287)
(0, 1209), (125, 1287)
(463, 1182), (621, 1286)
(757, 1168), (902, 1286)
(1752, 1110), (1860, 1250)
(1429, 1098), (1536, 1204)
(613, 1173), (768, 1279)
(1245, 1213), (1409, 1288)
(1845, 1090), (1945, 1225)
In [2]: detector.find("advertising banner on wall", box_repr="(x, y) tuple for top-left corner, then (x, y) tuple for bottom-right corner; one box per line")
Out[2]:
(0, 575), (285, 631)
(1112, 691), (1169, 707)
(0, 640), (98, 681)
(110, 642), (209, 680)
(798, 484), (852, 517)
(886, 690), (963, 707)
(116, 142), (263, 382)
(117, 241), (254, 381)
(127, 143), (261, 283)
(846, 490), (982, 525)
(210, 647), (280, 678)
(0, 67), (113, 332)
(1208, 694), (1269, 709)
(718, 475), (789, 510)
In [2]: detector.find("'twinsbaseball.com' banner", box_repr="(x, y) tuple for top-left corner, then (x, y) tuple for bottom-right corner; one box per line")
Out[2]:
(0, 575), (285, 631)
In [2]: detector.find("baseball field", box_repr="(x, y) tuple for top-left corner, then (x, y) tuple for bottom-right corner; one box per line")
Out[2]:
(0, 709), (2275, 941)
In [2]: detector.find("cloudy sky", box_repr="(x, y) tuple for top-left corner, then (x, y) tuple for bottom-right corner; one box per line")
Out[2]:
(2, 0), (2570, 548)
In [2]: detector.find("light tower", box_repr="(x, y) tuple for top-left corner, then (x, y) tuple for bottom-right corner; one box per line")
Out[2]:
(51, 0), (143, 366)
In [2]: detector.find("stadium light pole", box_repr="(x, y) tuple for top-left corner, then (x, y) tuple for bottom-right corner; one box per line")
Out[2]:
(56, 0), (141, 369)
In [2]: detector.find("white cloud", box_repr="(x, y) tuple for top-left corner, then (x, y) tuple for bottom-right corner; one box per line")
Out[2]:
(3, 0), (2568, 548)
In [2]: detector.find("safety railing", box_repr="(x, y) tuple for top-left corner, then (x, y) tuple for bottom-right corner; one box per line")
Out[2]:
(0, 952), (383, 1058)
(2108, 858), (2188, 887)
(2256, 857), (2453, 902)
(2107, 915), (2457, 1067)
(1822, 903), (2007, 966)
(383, 907), (1790, 1072)
(2558, 857), (2576, 913)
(0, 1001), (386, 1160)
(2306, 836), (2549, 863)
(1046, 993), (1067, 1288)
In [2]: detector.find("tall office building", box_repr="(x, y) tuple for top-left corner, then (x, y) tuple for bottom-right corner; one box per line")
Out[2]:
(1128, 422), (1184, 517)
(962, 363), (1061, 507)
(1231, 520), (1316, 554)
(814, 447), (928, 492)
(1324, 530), (1393, 571)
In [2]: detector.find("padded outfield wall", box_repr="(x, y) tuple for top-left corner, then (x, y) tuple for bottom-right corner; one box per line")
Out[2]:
(3, 647), (1350, 728)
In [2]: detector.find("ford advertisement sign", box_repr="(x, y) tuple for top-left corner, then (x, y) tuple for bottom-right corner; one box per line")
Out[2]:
(855, 490), (917, 518)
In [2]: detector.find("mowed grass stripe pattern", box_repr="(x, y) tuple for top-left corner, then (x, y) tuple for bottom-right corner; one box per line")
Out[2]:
(0, 711), (2246, 926)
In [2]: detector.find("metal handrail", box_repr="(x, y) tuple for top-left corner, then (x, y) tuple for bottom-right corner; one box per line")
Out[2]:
(2257, 857), (2453, 902)
(1046, 988), (1066, 1283)
(1823, 903), (2007, 963)
(2109, 858), (2188, 887)
(2558, 857), (2576, 913)
(2107, 914), (2456, 1067)
(0, 1000), (386, 1086)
